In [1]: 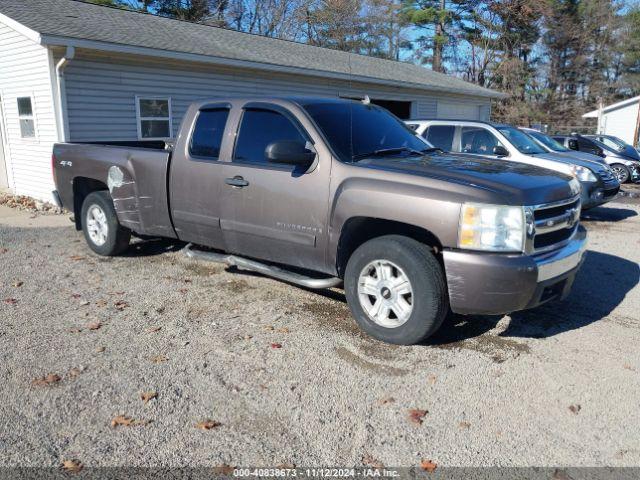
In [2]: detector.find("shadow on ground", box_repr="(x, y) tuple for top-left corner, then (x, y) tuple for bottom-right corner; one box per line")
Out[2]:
(581, 206), (638, 222)
(430, 250), (639, 345)
(121, 237), (185, 257)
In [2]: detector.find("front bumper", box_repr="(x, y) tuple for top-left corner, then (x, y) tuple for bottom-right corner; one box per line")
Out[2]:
(581, 180), (620, 210)
(443, 226), (587, 315)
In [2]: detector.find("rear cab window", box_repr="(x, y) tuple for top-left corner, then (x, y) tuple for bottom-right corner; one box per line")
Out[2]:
(233, 108), (307, 166)
(424, 125), (455, 151)
(190, 108), (230, 159)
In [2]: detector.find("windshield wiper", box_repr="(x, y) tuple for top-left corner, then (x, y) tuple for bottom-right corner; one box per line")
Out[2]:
(352, 147), (440, 161)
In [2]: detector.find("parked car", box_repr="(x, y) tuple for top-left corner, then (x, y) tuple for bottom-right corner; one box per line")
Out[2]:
(553, 134), (640, 183)
(406, 120), (618, 209)
(53, 98), (586, 345)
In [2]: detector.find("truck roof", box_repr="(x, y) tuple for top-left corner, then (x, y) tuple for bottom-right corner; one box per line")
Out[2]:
(407, 119), (512, 128)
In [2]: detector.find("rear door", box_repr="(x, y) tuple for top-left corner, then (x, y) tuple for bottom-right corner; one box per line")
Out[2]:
(217, 102), (331, 272)
(169, 103), (231, 247)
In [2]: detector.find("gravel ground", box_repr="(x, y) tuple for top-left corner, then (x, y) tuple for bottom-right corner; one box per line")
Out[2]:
(1, 191), (639, 469)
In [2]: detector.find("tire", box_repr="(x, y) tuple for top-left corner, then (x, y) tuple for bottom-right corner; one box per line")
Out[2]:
(344, 235), (449, 345)
(610, 164), (630, 184)
(80, 191), (131, 256)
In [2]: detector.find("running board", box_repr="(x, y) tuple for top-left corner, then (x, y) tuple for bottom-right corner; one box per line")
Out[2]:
(183, 243), (342, 290)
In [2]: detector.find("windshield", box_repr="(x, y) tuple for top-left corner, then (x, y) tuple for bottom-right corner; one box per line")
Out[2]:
(596, 136), (627, 151)
(523, 129), (569, 152)
(301, 101), (433, 162)
(497, 126), (547, 155)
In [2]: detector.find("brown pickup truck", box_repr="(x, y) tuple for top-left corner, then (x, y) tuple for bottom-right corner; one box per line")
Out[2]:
(52, 97), (587, 345)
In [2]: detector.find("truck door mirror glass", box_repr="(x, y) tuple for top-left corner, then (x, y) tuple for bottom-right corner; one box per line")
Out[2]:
(265, 141), (316, 166)
(493, 145), (509, 157)
(568, 139), (578, 150)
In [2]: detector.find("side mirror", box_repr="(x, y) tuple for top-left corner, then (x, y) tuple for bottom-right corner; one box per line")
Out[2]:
(493, 145), (509, 157)
(567, 139), (578, 150)
(265, 140), (316, 166)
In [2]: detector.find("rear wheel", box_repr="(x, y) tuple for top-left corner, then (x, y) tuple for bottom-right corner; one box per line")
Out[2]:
(81, 191), (131, 256)
(344, 235), (449, 345)
(611, 164), (630, 183)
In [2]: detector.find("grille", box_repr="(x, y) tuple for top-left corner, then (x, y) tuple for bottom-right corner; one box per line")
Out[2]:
(532, 198), (580, 253)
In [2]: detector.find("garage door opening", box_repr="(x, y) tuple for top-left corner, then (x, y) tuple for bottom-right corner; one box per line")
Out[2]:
(370, 99), (412, 120)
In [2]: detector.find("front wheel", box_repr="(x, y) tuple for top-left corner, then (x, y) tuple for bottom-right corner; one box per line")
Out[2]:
(610, 164), (630, 183)
(344, 235), (449, 345)
(81, 191), (131, 256)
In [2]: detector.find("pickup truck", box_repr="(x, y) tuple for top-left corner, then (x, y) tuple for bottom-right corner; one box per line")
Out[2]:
(52, 97), (587, 345)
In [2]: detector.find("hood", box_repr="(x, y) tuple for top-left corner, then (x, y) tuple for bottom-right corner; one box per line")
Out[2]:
(536, 152), (606, 170)
(357, 152), (579, 206)
(549, 150), (607, 164)
(607, 145), (640, 161)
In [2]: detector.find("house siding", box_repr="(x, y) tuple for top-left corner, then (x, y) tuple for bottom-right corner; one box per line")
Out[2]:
(600, 102), (639, 145)
(0, 21), (58, 201)
(55, 49), (492, 142)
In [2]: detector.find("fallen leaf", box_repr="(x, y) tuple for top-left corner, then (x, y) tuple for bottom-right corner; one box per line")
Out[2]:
(151, 355), (168, 363)
(95, 299), (108, 307)
(196, 419), (222, 430)
(552, 469), (573, 480)
(110, 415), (149, 427)
(3, 298), (18, 305)
(0, 248), (8, 254)
(277, 327), (290, 334)
(147, 326), (162, 333)
(12, 281), (23, 288)
(420, 459), (437, 473)
(68, 328), (82, 333)
(270, 343), (283, 349)
(71, 293), (82, 299)
(264, 325), (275, 331)
(427, 374), (437, 385)
(61, 459), (83, 473)
(32, 373), (61, 386)
(141, 391), (157, 404)
(69, 255), (85, 261)
(459, 421), (471, 429)
(114, 300), (129, 311)
(623, 364), (635, 371)
(95, 346), (106, 353)
(569, 404), (581, 414)
(178, 288), (188, 294)
(213, 464), (235, 475)
(183, 278), (192, 283)
(408, 409), (428, 425)
(377, 396), (395, 405)
(156, 306), (165, 314)
(110, 291), (125, 296)
(362, 454), (385, 469)
(68, 368), (83, 378)
(243, 335), (253, 340)
(86, 321), (101, 331)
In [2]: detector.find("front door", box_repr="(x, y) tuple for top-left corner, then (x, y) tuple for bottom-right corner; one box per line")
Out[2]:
(217, 104), (331, 273)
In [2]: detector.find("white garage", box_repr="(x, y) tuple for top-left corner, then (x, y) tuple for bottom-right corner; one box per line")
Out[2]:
(583, 96), (640, 147)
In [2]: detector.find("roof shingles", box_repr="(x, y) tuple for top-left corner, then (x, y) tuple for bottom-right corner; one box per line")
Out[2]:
(0, 0), (503, 98)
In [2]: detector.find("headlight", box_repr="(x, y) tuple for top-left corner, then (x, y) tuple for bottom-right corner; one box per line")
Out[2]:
(459, 204), (525, 252)
(570, 165), (597, 182)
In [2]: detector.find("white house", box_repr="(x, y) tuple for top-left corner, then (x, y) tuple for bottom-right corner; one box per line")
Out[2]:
(0, 0), (503, 202)
(583, 96), (640, 147)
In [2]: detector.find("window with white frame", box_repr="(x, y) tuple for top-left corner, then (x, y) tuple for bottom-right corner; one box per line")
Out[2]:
(136, 97), (172, 140)
(17, 97), (36, 138)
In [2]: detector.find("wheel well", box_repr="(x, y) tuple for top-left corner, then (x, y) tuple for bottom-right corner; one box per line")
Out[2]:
(336, 217), (443, 277)
(73, 177), (108, 230)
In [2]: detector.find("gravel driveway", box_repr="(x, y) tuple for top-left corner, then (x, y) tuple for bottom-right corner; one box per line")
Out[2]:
(1, 193), (639, 470)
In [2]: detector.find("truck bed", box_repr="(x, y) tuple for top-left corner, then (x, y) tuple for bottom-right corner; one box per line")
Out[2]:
(53, 142), (176, 239)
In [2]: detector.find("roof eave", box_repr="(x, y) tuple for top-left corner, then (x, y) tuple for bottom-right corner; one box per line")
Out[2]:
(40, 34), (505, 99)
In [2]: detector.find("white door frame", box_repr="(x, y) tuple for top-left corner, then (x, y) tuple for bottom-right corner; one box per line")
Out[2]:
(0, 91), (11, 190)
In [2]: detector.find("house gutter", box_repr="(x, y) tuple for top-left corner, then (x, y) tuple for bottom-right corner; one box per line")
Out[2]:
(54, 46), (75, 143)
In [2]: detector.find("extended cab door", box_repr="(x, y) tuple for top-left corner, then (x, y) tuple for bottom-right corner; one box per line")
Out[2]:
(169, 103), (232, 248)
(216, 102), (331, 272)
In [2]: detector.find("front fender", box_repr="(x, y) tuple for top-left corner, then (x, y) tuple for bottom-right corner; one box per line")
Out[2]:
(328, 176), (461, 270)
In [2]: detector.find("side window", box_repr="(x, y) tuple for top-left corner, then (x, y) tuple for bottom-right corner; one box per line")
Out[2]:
(17, 97), (36, 138)
(137, 97), (172, 140)
(189, 109), (229, 159)
(461, 126), (502, 155)
(234, 108), (306, 165)
(424, 125), (455, 151)
(577, 138), (598, 154)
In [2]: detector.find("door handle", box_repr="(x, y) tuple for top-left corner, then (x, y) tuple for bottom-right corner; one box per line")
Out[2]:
(225, 176), (249, 188)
